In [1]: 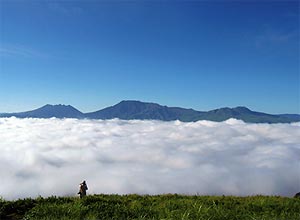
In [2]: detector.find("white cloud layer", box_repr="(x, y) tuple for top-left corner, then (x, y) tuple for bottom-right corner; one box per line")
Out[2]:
(0, 117), (299, 200)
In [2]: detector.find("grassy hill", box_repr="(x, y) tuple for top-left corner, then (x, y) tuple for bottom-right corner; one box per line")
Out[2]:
(1, 194), (300, 220)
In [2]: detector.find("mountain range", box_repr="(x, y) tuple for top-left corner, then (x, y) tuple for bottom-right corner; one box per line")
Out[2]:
(1, 100), (299, 123)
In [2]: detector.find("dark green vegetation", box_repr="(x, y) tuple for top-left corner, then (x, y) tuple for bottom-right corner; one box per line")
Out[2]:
(1, 194), (300, 220)
(0, 100), (299, 123)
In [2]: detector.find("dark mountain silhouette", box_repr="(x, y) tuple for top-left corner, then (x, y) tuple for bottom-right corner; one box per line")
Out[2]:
(0, 104), (84, 119)
(277, 114), (300, 121)
(85, 101), (298, 123)
(0, 100), (299, 123)
(196, 106), (297, 123)
(85, 100), (204, 121)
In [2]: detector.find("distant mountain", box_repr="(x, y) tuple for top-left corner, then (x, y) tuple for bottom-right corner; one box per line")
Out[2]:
(85, 100), (204, 121)
(195, 106), (297, 123)
(0, 104), (84, 119)
(278, 114), (300, 121)
(85, 101), (299, 123)
(0, 101), (299, 123)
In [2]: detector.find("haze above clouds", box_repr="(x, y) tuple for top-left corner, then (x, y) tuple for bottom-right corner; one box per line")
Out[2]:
(0, 117), (299, 200)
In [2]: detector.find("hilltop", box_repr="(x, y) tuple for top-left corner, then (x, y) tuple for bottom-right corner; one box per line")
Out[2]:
(1, 194), (300, 220)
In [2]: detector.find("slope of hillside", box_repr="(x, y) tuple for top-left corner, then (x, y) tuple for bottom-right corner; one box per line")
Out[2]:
(1, 194), (299, 220)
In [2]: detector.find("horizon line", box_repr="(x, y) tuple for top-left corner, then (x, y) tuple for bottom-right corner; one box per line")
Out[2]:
(0, 100), (299, 115)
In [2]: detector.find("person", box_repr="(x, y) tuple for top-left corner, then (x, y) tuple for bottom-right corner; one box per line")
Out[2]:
(78, 180), (88, 198)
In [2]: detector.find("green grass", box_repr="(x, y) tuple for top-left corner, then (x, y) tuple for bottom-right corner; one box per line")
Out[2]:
(1, 194), (299, 220)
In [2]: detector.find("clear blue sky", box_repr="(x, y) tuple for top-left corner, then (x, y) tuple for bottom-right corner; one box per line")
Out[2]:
(0, 1), (299, 114)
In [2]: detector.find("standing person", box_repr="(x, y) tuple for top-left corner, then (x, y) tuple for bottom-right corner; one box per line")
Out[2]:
(78, 180), (88, 198)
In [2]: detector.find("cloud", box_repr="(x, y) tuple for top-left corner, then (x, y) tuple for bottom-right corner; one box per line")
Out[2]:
(0, 118), (299, 200)
(0, 44), (47, 59)
(47, 2), (83, 16)
(255, 29), (299, 48)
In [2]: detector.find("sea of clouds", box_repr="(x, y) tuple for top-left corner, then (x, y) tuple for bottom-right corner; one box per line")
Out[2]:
(0, 117), (299, 200)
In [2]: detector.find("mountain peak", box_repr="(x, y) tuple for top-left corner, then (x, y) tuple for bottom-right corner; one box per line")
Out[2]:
(118, 100), (143, 105)
(1, 101), (299, 123)
(117, 100), (157, 106)
(43, 104), (72, 108)
(119, 100), (141, 103)
(233, 106), (252, 113)
(8, 104), (85, 118)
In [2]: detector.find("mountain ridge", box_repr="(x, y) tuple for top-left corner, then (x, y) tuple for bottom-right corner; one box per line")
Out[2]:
(0, 104), (84, 119)
(0, 100), (299, 123)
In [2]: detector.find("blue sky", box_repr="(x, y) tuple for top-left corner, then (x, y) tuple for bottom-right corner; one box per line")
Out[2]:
(0, 1), (299, 114)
